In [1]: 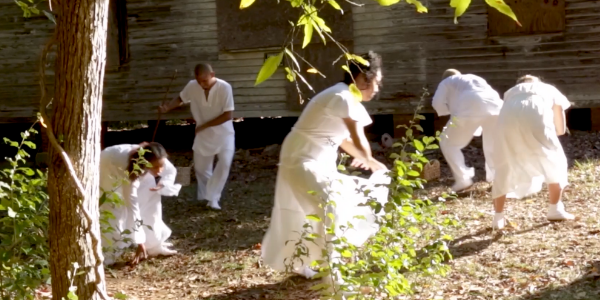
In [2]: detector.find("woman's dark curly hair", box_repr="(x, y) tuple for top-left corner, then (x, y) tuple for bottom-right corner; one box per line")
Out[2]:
(342, 51), (382, 85)
(127, 142), (168, 181)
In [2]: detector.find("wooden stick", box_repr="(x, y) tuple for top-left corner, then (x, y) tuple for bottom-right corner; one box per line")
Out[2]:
(152, 69), (178, 142)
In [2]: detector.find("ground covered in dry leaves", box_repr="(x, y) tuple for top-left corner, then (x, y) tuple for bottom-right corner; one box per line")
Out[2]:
(106, 131), (600, 300)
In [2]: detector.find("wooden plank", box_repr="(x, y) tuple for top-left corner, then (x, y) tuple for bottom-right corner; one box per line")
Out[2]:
(215, 0), (353, 51)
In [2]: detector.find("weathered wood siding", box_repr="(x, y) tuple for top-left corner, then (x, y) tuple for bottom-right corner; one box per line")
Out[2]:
(3, 0), (600, 122)
(353, 0), (600, 113)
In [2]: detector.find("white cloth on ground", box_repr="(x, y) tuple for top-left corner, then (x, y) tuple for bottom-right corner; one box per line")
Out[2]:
(99, 144), (145, 265)
(491, 82), (571, 199)
(432, 74), (504, 184)
(261, 82), (391, 272)
(137, 159), (181, 256)
(194, 146), (235, 203)
(179, 78), (235, 157)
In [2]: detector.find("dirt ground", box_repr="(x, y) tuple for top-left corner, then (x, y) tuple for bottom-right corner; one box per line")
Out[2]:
(103, 129), (600, 300)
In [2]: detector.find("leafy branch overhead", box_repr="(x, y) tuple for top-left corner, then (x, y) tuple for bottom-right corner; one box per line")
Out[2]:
(245, 0), (520, 100)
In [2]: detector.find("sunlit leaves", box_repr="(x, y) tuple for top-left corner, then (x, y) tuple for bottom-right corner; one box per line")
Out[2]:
(450, 0), (471, 24)
(255, 51), (283, 86)
(328, 0), (342, 11)
(485, 0), (521, 26)
(349, 83), (362, 102)
(406, 0), (428, 13)
(239, 0), (256, 9)
(376, 0), (401, 5)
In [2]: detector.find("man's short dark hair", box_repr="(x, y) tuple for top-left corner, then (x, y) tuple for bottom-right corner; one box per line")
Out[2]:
(194, 63), (213, 76)
(342, 51), (382, 85)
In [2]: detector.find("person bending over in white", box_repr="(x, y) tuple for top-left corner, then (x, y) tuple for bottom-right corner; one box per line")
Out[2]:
(100, 142), (168, 266)
(432, 69), (503, 192)
(491, 75), (575, 230)
(159, 63), (235, 210)
(137, 158), (182, 257)
(261, 51), (391, 291)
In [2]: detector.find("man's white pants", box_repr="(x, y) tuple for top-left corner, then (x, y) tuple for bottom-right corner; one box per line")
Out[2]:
(194, 148), (235, 204)
(439, 116), (498, 185)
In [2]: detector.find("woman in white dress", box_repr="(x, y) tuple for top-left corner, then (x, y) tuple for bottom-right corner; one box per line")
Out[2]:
(100, 142), (168, 265)
(491, 75), (575, 229)
(261, 51), (391, 279)
(137, 158), (181, 257)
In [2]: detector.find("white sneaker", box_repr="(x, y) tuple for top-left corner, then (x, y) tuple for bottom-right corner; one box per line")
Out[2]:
(492, 212), (505, 230)
(547, 202), (575, 221)
(208, 201), (221, 210)
(293, 266), (317, 279)
(452, 179), (474, 192)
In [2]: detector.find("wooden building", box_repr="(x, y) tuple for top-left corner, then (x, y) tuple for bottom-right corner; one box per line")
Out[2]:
(1, 0), (600, 130)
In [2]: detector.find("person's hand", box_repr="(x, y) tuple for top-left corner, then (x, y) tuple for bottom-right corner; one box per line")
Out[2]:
(149, 183), (164, 192)
(195, 124), (206, 134)
(350, 158), (369, 170)
(130, 244), (148, 265)
(367, 159), (388, 172)
(158, 103), (169, 114)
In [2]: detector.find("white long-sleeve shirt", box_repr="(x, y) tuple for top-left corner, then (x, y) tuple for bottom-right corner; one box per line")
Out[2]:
(432, 74), (503, 118)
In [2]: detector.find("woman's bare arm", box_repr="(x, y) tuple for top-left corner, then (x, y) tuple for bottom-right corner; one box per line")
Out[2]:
(552, 104), (566, 136)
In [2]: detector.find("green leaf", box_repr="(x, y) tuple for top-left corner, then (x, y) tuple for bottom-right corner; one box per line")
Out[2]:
(485, 0), (521, 26)
(284, 67), (295, 82)
(346, 53), (370, 67)
(306, 214), (322, 222)
(114, 292), (129, 299)
(376, 0), (400, 5)
(302, 19), (313, 48)
(43, 10), (56, 24)
(450, 0), (472, 24)
(22, 141), (36, 149)
(67, 291), (78, 300)
(328, 0), (342, 11)
(284, 48), (300, 70)
(255, 51), (283, 86)
(407, 170), (420, 177)
(341, 249), (352, 257)
(349, 83), (362, 102)
(239, 0), (256, 9)
(406, 0), (428, 13)
(341, 65), (351, 74)
(413, 140), (424, 152)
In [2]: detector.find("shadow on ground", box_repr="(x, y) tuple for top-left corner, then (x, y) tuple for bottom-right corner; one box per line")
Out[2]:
(519, 273), (600, 300)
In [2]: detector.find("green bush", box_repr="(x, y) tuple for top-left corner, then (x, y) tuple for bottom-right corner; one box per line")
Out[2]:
(0, 124), (50, 300)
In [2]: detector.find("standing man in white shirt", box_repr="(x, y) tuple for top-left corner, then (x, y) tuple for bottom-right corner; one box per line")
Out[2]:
(158, 63), (235, 210)
(432, 69), (503, 192)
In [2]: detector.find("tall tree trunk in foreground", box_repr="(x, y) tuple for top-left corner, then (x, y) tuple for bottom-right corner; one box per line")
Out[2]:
(48, 0), (110, 299)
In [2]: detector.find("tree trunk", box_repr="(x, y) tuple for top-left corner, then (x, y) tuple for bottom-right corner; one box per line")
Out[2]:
(48, 0), (110, 299)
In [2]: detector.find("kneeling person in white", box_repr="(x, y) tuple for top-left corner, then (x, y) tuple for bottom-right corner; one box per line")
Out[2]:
(432, 69), (503, 191)
(491, 75), (574, 230)
(159, 63), (235, 210)
(137, 158), (182, 256)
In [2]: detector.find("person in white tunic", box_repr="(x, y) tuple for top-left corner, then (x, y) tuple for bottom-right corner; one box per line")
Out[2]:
(491, 75), (575, 229)
(137, 158), (182, 256)
(432, 69), (503, 191)
(159, 63), (235, 210)
(100, 142), (168, 266)
(261, 51), (391, 280)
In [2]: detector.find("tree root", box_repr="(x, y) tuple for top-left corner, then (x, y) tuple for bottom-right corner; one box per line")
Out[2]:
(39, 35), (110, 300)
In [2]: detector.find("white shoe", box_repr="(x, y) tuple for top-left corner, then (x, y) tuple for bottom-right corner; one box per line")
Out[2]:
(293, 266), (318, 279)
(208, 201), (221, 210)
(452, 179), (473, 192)
(547, 202), (575, 221)
(492, 212), (505, 230)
